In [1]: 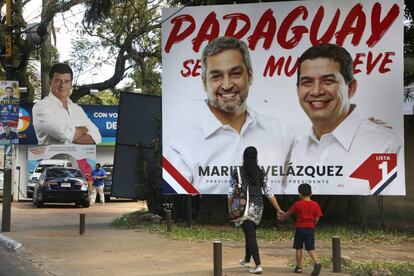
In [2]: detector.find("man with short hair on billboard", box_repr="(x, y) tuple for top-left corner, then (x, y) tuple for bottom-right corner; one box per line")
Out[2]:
(32, 63), (101, 145)
(165, 36), (295, 194)
(286, 44), (403, 195)
(1, 86), (19, 102)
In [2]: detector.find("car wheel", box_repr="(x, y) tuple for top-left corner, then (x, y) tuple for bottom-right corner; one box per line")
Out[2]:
(82, 200), (90, 208)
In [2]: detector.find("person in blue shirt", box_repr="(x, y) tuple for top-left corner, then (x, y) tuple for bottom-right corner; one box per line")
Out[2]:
(90, 163), (107, 205)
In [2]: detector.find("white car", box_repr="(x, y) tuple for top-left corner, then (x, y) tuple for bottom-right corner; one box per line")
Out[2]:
(27, 159), (73, 198)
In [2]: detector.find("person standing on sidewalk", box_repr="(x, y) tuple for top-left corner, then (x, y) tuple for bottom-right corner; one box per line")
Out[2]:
(280, 183), (323, 275)
(228, 146), (284, 274)
(90, 163), (107, 205)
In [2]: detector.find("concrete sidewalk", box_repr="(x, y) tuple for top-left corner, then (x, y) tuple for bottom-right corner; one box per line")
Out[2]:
(2, 201), (406, 275)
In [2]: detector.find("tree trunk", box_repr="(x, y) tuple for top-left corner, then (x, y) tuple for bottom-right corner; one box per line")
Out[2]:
(40, 0), (53, 99)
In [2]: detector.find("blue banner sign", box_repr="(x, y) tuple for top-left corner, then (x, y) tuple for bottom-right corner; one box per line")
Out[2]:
(18, 104), (118, 145)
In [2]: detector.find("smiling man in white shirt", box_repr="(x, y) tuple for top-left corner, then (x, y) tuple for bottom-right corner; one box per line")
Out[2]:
(33, 63), (101, 145)
(285, 44), (402, 195)
(165, 37), (295, 194)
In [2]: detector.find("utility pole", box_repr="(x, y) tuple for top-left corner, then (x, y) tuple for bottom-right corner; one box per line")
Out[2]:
(5, 0), (13, 80)
(2, 0), (13, 233)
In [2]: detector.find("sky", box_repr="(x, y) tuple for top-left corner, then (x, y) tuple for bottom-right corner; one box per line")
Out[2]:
(23, 1), (132, 88)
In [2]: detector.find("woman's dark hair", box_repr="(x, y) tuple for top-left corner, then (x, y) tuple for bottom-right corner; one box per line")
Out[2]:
(242, 146), (264, 185)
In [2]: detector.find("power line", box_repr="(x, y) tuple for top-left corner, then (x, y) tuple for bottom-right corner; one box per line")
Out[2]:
(22, 6), (86, 34)
(23, 2), (43, 23)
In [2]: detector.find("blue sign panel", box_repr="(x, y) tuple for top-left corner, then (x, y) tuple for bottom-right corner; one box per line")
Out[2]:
(18, 104), (118, 145)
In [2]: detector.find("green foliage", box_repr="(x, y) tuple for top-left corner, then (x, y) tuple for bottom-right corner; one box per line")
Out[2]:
(403, 86), (414, 103)
(77, 90), (120, 105)
(67, 37), (105, 87)
(343, 260), (414, 276)
(286, 257), (414, 276)
(111, 211), (414, 244)
(404, 24), (414, 87)
(135, 114), (163, 214)
(80, 0), (162, 94)
(110, 209), (149, 228)
(313, 225), (412, 244)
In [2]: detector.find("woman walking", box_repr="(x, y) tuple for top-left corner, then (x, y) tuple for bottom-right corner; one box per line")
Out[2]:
(228, 146), (284, 274)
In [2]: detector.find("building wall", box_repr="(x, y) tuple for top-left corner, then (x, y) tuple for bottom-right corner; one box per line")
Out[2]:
(12, 146), (115, 201)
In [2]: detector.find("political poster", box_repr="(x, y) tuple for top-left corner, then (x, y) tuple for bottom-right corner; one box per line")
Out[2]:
(27, 145), (96, 183)
(18, 104), (118, 146)
(0, 81), (19, 145)
(162, 0), (405, 195)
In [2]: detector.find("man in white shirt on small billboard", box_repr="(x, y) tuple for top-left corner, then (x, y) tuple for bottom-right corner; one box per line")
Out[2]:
(33, 63), (101, 145)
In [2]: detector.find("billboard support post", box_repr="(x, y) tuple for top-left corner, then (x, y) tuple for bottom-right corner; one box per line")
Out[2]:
(361, 196), (368, 233)
(186, 195), (192, 228)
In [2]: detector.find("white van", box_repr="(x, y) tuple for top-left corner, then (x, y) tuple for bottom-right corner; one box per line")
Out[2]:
(27, 159), (73, 198)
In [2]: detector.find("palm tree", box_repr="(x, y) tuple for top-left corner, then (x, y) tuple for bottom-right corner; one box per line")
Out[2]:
(403, 86), (414, 103)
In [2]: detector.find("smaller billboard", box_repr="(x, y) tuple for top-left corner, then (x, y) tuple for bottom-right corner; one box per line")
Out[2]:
(18, 104), (118, 146)
(27, 144), (96, 183)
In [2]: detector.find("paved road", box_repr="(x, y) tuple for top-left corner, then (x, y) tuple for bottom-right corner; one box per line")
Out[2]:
(0, 201), (356, 275)
(0, 246), (49, 276)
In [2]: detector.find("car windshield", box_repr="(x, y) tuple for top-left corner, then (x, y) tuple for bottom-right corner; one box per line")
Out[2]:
(35, 164), (60, 173)
(46, 168), (83, 178)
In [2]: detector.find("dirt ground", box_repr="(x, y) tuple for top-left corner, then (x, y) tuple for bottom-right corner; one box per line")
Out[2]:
(1, 201), (413, 275)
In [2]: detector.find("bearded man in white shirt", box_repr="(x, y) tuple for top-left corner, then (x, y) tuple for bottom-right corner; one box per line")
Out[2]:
(165, 36), (295, 194)
(286, 44), (403, 195)
(33, 63), (101, 145)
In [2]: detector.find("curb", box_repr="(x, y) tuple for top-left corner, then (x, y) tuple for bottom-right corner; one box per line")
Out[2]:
(0, 233), (23, 251)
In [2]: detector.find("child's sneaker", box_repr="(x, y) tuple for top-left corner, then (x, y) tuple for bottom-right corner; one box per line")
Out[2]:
(249, 265), (263, 274)
(239, 259), (250, 268)
(311, 263), (322, 276)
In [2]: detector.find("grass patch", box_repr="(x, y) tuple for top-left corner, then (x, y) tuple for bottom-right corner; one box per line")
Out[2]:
(343, 260), (414, 275)
(314, 225), (412, 244)
(110, 209), (153, 229)
(110, 211), (413, 245)
(287, 257), (414, 276)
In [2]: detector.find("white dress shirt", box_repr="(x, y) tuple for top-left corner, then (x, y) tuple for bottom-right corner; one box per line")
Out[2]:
(33, 93), (101, 145)
(286, 106), (403, 195)
(164, 102), (295, 194)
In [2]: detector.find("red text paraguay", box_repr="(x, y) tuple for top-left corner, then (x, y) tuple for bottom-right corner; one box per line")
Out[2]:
(165, 3), (400, 78)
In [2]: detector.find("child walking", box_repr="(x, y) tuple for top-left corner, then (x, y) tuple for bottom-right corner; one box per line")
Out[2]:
(281, 183), (323, 275)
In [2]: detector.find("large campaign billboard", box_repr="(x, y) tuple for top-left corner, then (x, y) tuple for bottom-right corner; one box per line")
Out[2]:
(19, 104), (118, 146)
(162, 0), (405, 195)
